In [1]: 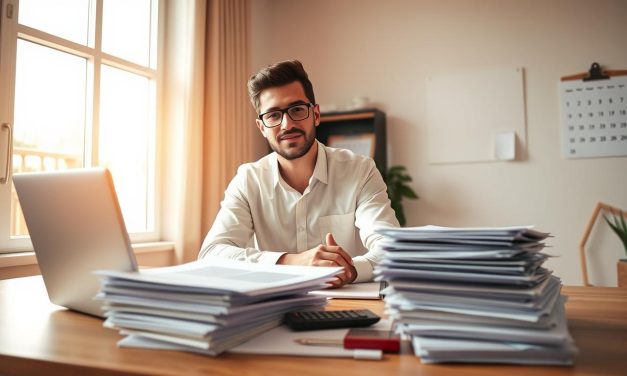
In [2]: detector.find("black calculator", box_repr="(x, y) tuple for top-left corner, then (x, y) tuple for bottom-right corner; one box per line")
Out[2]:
(284, 309), (380, 331)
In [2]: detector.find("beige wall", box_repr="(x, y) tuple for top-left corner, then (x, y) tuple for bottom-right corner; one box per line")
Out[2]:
(249, 0), (627, 286)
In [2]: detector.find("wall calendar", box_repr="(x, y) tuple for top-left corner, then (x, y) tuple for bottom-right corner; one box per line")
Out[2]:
(559, 64), (627, 159)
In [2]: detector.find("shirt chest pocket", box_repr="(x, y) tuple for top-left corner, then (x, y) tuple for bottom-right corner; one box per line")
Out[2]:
(318, 213), (356, 253)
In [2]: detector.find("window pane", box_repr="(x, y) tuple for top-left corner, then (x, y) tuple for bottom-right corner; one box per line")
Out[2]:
(18, 0), (90, 45)
(11, 40), (87, 236)
(102, 0), (152, 66)
(99, 65), (154, 233)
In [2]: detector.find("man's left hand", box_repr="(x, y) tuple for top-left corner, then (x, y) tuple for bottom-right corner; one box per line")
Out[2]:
(326, 233), (357, 288)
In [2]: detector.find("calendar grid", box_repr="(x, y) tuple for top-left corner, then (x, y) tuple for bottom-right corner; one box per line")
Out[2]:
(559, 75), (627, 159)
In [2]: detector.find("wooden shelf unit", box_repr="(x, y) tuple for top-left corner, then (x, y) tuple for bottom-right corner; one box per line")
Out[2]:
(318, 108), (387, 176)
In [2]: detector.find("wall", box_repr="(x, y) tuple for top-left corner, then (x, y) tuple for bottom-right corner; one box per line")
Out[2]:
(249, 0), (627, 286)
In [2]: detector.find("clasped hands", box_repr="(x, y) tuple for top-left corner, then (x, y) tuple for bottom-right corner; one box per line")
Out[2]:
(277, 233), (357, 288)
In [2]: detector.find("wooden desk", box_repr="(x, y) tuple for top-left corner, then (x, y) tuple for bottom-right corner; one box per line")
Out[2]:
(1, 276), (626, 376)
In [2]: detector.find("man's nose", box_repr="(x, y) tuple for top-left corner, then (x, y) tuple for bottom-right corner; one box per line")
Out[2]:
(279, 112), (295, 130)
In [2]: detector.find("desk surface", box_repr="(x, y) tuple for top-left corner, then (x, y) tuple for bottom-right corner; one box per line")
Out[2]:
(1, 276), (626, 376)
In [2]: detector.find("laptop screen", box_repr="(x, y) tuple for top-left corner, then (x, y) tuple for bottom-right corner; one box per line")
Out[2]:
(13, 167), (138, 317)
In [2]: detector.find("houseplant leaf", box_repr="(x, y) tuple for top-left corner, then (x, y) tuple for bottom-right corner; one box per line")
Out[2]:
(399, 185), (419, 199)
(384, 165), (419, 227)
(603, 210), (627, 255)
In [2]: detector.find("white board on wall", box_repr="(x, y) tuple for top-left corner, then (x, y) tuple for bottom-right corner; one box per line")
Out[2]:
(426, 67), (526, 164)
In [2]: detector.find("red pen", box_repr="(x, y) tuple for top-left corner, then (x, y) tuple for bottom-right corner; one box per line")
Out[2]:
(295, 329), (400, 353)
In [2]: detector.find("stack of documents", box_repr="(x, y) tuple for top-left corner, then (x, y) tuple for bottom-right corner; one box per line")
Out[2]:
(374, 225), (577, 365)
(96, 259), (341, 355)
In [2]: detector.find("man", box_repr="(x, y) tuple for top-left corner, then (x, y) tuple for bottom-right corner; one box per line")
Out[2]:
(199, 60), (399, 287)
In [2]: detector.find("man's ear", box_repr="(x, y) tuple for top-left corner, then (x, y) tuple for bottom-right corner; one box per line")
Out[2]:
(255, 119), (267, 138)
(313, 104), (321, 127)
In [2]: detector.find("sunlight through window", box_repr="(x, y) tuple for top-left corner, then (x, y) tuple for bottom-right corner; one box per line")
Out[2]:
(5, 0), (160, 242)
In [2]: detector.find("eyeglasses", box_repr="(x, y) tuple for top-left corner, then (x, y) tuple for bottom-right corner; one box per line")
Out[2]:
(258, 103), (314, 128)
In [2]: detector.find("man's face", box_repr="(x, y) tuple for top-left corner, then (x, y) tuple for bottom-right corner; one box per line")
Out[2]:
(255, 81), (319, 160)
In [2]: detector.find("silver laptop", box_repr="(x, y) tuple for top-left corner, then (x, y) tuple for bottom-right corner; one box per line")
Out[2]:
(13, 167), (138, 317)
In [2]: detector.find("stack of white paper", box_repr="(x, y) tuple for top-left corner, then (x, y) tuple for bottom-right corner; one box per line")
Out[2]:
(374, 225), (577, 365)
(96, 259), (341, 355)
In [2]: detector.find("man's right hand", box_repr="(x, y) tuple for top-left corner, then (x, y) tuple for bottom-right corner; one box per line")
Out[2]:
(277, 233), (355, 287)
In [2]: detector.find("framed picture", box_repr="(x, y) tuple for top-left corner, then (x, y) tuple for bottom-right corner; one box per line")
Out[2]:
(327, 133), (376, 158)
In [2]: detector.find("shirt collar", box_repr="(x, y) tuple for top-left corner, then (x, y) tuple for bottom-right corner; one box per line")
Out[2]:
(270, 140), (329, 191)
(311, 140), (328, 185)
(270, 152), (280, 190)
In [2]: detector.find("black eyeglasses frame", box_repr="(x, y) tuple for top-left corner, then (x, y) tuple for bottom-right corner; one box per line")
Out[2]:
(258, 103), (316, 128)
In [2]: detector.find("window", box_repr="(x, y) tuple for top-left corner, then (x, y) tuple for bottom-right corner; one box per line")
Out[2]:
(0, 0), (162, 252)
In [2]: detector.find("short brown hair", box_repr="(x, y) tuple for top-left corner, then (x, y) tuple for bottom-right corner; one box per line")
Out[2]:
(247, 59), (316, 113)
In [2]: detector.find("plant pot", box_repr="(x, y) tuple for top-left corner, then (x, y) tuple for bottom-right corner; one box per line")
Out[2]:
(618, 259), (627, 288)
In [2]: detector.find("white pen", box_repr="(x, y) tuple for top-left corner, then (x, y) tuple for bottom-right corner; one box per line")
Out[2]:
(294, 338), (382, 360)
(294, 338), (343, 347)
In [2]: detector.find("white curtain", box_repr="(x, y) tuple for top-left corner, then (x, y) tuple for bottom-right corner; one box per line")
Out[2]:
(162, 0), (251, 263)
(162, 0), (207, 263)
(202, 0), (252, 245)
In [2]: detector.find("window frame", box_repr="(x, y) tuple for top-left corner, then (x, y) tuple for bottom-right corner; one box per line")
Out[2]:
(0, 0), (165, 253)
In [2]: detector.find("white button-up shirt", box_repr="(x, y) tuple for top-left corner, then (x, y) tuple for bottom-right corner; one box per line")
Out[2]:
(199, 141), (400, 282)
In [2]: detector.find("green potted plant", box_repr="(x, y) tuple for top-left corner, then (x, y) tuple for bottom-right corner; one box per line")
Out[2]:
(604, 208), (627, 287)
(604, 210), (627, 251)
(384, 166), (418, 227)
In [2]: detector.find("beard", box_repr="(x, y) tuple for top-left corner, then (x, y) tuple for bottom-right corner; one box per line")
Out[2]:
(268, 126), (316, 161)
